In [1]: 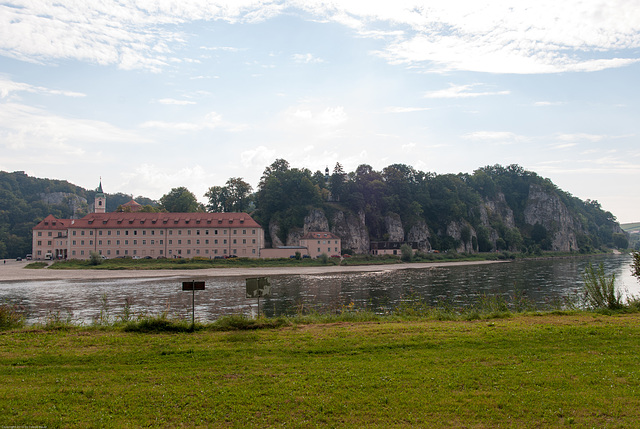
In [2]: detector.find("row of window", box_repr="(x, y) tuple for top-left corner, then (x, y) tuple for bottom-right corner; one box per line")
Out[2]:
(57, 238), (259, 247)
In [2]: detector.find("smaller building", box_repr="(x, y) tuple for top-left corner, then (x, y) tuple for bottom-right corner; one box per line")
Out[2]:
(370, 241), (419, 256)
(299, 232), (341, 258)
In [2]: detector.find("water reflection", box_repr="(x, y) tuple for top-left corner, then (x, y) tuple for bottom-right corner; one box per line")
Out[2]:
(0, 254), (636, 325)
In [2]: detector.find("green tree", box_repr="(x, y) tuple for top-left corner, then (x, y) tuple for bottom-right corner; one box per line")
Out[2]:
(159, 187), (203, 213)
(632, 252), (640, 282)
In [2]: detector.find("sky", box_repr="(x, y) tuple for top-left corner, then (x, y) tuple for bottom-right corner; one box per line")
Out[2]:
(0, 1), (639, 223)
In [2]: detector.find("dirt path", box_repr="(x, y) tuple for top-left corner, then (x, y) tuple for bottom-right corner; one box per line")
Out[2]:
(0, 259), (507, 282)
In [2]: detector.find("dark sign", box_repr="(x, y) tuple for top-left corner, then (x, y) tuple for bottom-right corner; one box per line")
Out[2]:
(182, 281), (205, 291)
(246, 277), (271, 298)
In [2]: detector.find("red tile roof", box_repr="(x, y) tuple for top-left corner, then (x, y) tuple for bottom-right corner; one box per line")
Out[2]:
(33, 214), (70, 230)
(35, 212), (261, 230)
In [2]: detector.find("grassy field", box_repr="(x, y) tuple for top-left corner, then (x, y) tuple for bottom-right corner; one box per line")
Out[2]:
(2, 313), (640, 428)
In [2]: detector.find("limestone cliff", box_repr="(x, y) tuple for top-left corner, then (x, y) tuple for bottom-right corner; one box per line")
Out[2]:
(40, 192), (88, 218)
(407, 220), (432, 252)
(524, 184), (578, 252)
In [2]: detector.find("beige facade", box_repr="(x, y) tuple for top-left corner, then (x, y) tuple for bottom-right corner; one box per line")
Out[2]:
(32, 212), (265, 260)
(299, 232), (341, 258)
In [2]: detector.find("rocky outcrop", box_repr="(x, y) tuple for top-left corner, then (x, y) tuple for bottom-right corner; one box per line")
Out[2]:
(269, 219), (285, 248)
(407, 220), (432, 252)
(40, 192), (87, 218)
(304, 208), (330, 233)
(524, 184), (578, 251)
(483, 192), (516, 229)
(446, 220), (476, 253)
(385, 213), (404, 242)
(331, 210), (369, 254)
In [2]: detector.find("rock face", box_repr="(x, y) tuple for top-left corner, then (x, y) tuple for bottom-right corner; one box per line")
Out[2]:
(385, 213), (404, 242)
(331, 210), (370, 254)
(40, 192), (87, 218)
(407, 220), (432, 252)
(446, 220), (476, 253)
(269, 219), (285, 248)
(524, 184), (578, 251)
(483, 192), (516, 229)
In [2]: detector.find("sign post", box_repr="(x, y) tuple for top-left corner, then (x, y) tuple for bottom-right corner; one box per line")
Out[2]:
(246, 277), (271, 317)
(182, 280), (205, 327)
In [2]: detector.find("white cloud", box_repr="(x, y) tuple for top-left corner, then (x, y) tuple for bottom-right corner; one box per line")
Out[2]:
(0, 76), (86, 99)
(556, 133), (605, 143)
(424, 84), (510, 99)
(386, 106), (430, 113)
(292, 53), (324, 64)
(156, 98), (197, 105)
(119, 163), (211, 201)
(2, 1), (637, 74)
(139, 111), (244, 132)
(240, 145), (277, 169)
(463, 131), (524, 144)
(284, 105), (348, 127)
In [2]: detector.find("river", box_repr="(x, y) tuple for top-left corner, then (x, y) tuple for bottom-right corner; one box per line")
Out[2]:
(0, 254), (637, 325)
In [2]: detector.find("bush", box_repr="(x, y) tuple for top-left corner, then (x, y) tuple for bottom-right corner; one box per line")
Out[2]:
(0, 302), (25, 330)
(582, 262), (623, 310)
(400, 244), (413, 262)
(89, 251), (103, 266)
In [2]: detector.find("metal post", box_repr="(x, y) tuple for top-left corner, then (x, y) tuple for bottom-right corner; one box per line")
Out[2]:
(192, 280), (195, 327)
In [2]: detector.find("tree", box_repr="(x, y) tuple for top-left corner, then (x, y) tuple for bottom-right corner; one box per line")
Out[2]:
(159, 187), (203, 213)
(632, 252), (640, 283)
(205, 178), (253, 213)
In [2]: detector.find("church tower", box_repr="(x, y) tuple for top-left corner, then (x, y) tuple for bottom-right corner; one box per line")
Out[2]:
(94, 179), (106, 213)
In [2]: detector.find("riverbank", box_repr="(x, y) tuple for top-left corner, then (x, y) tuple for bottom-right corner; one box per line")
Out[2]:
(2, 312), (639, 428)
(0, 258), (506, 282)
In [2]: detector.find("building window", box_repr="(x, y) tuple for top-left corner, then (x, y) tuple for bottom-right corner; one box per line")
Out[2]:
(48, 240), (52, 246)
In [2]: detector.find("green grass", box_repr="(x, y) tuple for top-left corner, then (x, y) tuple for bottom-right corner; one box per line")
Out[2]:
(2, 313), (640, 428)
(24, 261), (48, 269)
(44, 251), (596, 271)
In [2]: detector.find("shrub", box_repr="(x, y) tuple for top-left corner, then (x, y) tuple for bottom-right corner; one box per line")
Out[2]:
(582, 262), (623, 310)
(400, 244), (413, 262)
(89, 251), (103, 266)
(0, 302), (25, 330)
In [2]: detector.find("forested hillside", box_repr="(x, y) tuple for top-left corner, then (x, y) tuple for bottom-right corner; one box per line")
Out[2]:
(252, 161), (627, 254)
(0, 163), (628, 258)
(0, 171), (155, 258)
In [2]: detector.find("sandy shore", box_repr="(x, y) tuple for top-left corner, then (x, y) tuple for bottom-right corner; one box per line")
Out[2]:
(0, 259), (507, 282)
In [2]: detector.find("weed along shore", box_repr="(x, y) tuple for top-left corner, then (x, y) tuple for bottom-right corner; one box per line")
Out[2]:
(1, 313), (640, 427)
(1, 257), (506, 282)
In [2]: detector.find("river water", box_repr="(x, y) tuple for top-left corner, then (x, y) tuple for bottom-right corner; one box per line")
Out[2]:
(0, 254), (637, 325)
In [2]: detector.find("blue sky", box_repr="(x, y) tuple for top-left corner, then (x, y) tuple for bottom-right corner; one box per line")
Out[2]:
(1, 1), (639, 222)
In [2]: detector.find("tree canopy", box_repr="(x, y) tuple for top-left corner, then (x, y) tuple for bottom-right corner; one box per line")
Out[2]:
(158, 187), (204, 213)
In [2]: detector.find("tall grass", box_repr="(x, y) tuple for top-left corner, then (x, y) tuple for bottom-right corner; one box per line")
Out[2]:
(0, 302), (25, 330)
(582, 262), (624, 310)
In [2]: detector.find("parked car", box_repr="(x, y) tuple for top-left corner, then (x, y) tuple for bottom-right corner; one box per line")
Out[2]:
(16, 257), (22, 261)
(26, 254), (32, 260)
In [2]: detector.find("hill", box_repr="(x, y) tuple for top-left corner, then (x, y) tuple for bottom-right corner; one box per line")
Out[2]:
(254, 161), (628, 255)
(0, 171), (156, 258)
